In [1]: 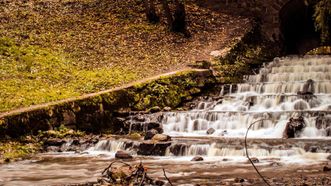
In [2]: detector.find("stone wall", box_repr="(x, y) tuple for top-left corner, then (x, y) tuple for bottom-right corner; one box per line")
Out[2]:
(0, 69), (215, 138)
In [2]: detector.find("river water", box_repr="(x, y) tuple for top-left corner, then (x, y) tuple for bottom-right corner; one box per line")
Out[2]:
(0, 56), (330, 185)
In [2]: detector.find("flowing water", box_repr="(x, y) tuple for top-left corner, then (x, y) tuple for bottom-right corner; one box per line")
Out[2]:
(1, 56), (331, 185)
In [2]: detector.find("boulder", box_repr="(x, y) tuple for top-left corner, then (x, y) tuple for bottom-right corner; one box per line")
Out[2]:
(144, 129), (158, 140)
(152, 134), (171, 142)
(169, 143), (187, 156)
(248, 157), (259, 163)
(206, 128), (215, 135)
(323, 165), (331, 172)
(115, 150), (133, 159)
(146, 122), (161, 130)
(191, 156), (204, 161)
(307, 146), (319, 153)
(283, 116), (306, 138)
(138, 142), (171, 156)
(154, 127), (164, 134)
(43, 138), (66, 146)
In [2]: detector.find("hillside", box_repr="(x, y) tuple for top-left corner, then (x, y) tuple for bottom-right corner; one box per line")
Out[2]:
(0, 0), (250, 112)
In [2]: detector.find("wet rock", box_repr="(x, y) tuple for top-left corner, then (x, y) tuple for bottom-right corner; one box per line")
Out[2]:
(206, 128), (215, 135)
(248, 157), (259, 163)
(220, 130), (228, 136)
(133, 115), (145, 122)
(115, 150), (133, 159)
(144, 129), (158, 140)
(46, 146), (60, 152)
(138, 142), (171, 156)
(307, 146), (319, 153)
(72, 139), (80, 145)
(188, 102), (197, 109)
(270, 162), (283, 167)
(146, 122), (161, 130)
(283, 116), (306, 138)
(169, 143), (187, 156)
(154, 127), (164, 134)
(234, 178), (245, 183)
(152, 134), (171, 142)
(153, 179), (165, 186)
(191, 156), (204, 161)
(326, 127), (331, 136)
(113, 110), (131, 117)
(62, 110), (76, 126)
(323, 166), (331, 172)
(149, 106), (161, 113)
(43, 138), (66, 146)
(315, 113), (326, 129)
(163, 106), (172, 111)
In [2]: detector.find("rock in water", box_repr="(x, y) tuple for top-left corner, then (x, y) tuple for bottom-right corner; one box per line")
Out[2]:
(323, 165), (331, 172)
(191, 156), (204, 161)
(248, 157), (259, 163)
(326, 127), (331, 137)
(206, 128), (215, 135)
(115, 150), (133, 159)
(327, 155), (331, 161)
(146, 122), (161, 130)
(283, 116), (306, 138)
(152, 134), (171, 142)
(144, 129), (158, 140)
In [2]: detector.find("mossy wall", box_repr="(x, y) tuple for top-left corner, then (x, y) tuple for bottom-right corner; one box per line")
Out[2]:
(212, 22), (281, 84)
(0, 69), (215, 138)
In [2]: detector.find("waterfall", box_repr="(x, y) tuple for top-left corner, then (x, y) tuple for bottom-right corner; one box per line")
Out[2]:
(86, 140), (126, 155)
(162, 56), (331, 138)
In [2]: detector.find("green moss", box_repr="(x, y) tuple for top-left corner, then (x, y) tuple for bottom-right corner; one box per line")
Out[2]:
(37, 124), (85, 139)
(0, 37), (137, 112)
(306, 46), (331, 55)
(127, 132), (142, 140)
(0, 141), (39, 163)
(129, 71), (210, 111)
(213, 23), (279, 84)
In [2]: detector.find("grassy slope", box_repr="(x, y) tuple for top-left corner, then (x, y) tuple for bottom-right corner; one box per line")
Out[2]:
(0, 0), (250, 112)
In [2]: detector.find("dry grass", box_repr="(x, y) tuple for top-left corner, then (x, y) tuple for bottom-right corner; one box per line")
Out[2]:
(0, 0), (250, 112)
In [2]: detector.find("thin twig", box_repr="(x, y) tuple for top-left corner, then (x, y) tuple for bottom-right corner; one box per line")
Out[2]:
(162, 168), (174, 186)
(139, 172), (146, 186)
(245, 119), (271, 186)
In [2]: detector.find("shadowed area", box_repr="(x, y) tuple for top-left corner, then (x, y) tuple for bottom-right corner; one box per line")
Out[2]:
(280, 0), (321, 54)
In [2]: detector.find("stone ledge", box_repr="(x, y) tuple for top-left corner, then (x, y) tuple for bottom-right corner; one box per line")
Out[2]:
(0, 69), (215, 138)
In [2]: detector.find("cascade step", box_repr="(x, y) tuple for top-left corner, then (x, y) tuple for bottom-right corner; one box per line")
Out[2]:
(246, 72), (331, 83)
(83, 137), (331, 158)
(236, 81), (331, 94)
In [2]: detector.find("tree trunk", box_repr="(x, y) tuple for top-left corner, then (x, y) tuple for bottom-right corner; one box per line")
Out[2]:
(172, 0), (190, 37)
(143, 0), (159, 23)
(161, 0), (173, 29)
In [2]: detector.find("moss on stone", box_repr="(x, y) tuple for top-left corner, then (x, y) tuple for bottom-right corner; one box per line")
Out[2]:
(306, 46), (331, 55)
(0, 69), (214, 138)
(212, 22), (280, 84)
(0, 141), (40, 163)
